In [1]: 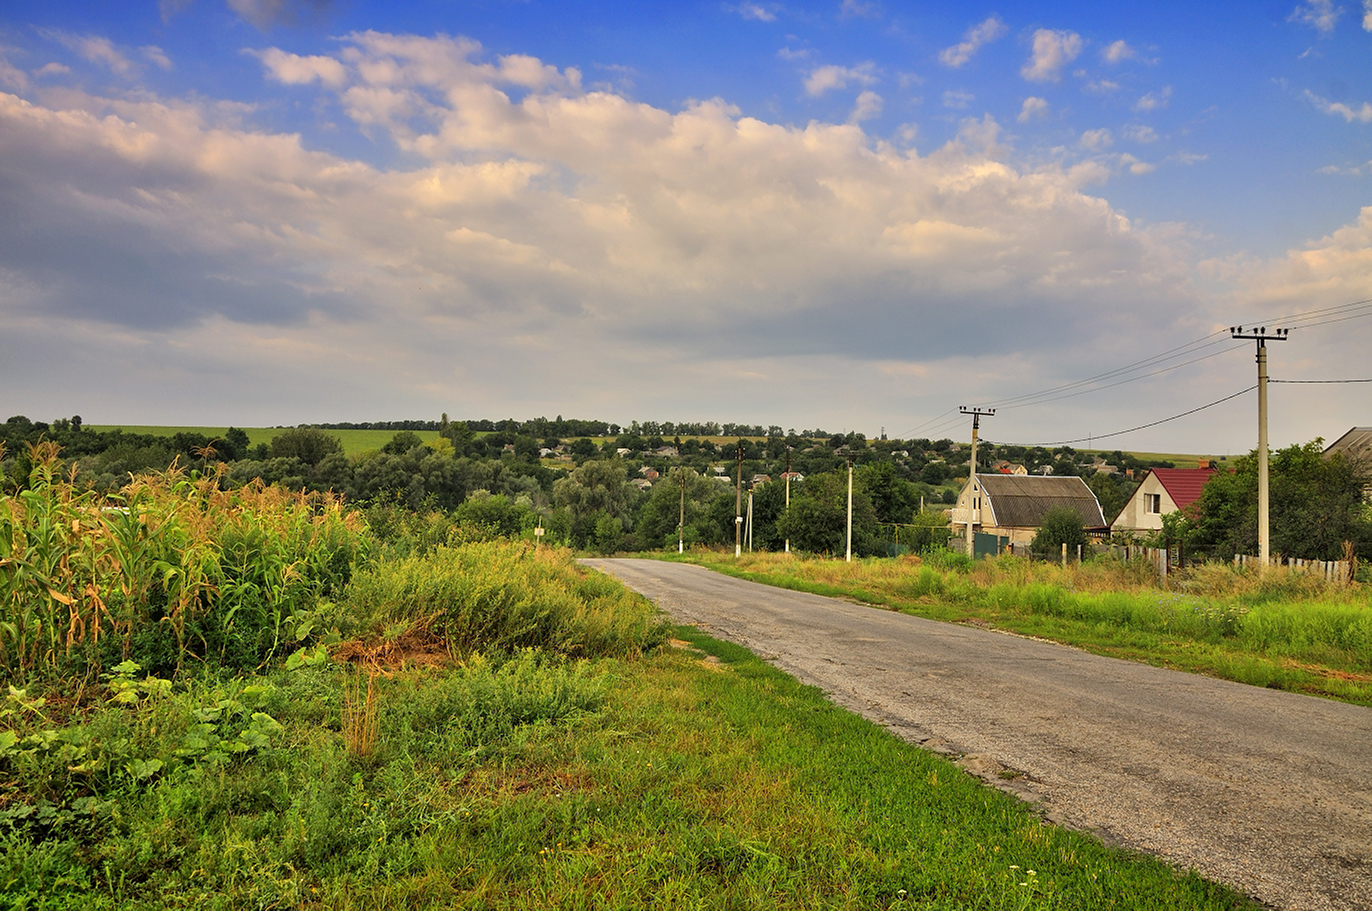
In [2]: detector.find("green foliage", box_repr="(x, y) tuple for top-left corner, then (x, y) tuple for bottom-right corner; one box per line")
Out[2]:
(1032, 505), (1088, 557)
(1189, 441), (1372, 561)
(776, 471), (880, 556)
(343, 541), (666, 659)
(268, 427), (344, 467)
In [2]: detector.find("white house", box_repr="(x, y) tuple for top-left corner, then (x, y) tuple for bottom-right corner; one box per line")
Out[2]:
(1110, 467), (1216, 536)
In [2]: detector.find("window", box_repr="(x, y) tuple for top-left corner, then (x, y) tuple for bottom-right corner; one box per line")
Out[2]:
(1145, 493), (1162, 515)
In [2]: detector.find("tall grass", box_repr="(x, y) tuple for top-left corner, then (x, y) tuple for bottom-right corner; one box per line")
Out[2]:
(0, 443), (368, 684)
(345, 541), (667, 659)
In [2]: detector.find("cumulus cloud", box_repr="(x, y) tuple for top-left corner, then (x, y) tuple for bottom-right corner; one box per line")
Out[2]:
(840, 0), (880, 18)
(1079, 128), (1113, 151)
(849, 90), (882, 122)
(253, 47), (347, 88)
(804, 62), (876, 95)
(0, 29), (1213, 435)
(48, 32), (136, 76)
(1083, 79), (1119, 94)
(729, 3), (778, 22)
(1123, 123), (1158, 143)
(1305, 89), (1372, 122)
(142, 46), (173, 70)
(1133, 86), (1172, 112)
(1119, 153), (1155, 175)
(1365, 0), (1372, 30)
(1021, 29), (1082, 83)
(939, 16), (1008, 68)
(942, 89), (973, 110)
(1100, 40), (1136, 64)
(1017, 96), (1048, 123)
(1289, 0), (1342, 34)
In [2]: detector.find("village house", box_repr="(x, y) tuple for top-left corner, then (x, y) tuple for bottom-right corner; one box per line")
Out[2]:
(952, 474), (1107, 545)
(1110, 467), (1216, 536)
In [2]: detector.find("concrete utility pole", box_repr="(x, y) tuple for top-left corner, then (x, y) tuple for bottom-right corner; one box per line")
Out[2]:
(959, 407), (994, 555)
(844, 448), (855, 562)
(735, 441), (744, 558)
(1231, 325), (1289, 566)
(784, 447), (792, 554)
(746, 485), (754, 552)
(678, 470), (686, 554)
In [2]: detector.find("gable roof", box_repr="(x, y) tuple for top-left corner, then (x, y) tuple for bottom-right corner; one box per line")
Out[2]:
(1149, 467), (1216, 510)
(1325, 427), (1372, 463)
(975, 474), (1107, 529)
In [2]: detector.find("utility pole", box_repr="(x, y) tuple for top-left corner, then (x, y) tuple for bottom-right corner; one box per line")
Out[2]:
(784, 446), (792, 554)
(746, 485), (754, 552)
(1231, 325), (1289, 566)
(735, 441), (744, 557)
(959, 407), (995, 556)
(844, 447), (855, 562)
(678, 469), (686, 554)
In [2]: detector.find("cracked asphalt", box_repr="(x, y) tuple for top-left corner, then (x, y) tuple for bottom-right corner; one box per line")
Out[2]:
(583, 558), (1372, 911)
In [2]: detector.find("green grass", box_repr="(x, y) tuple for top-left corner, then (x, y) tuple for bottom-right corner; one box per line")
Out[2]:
(85, 426), (441, 456)
(665, 552), (1372, 705)
(1, 633), (1259, 910)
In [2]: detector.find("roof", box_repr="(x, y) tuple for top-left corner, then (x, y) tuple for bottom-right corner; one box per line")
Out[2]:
(1149, 467), (1216, 510)
(1325, 427), (1372, 463)
(975, 474), (1106, 529)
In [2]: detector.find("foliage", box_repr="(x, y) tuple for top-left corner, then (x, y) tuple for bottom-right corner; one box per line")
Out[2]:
(1032, 505), (1089, 557)
(343, 541), (667, 659)
(1187, 441), (1372, 561)
(775, 470), (880, 557)
(0, 445), (367, 685)
(268, 427), (345, 467)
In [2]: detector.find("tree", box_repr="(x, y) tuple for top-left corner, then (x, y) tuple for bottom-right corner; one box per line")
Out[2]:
(1032, 506), (1087, 558)
(775, 471), (879, 556)
(1188, 441), (1372, 561)
(269, 427), (343, 467)
(634, 467), (722, 549)
(552, 459), (635, 522)
(382, 430), (425, 455)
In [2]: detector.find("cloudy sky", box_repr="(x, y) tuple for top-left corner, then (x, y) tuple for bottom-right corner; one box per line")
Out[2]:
(2, 0), (1370, 452)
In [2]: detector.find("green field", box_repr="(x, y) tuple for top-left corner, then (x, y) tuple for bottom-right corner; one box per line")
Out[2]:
(86, 425), (441, 456)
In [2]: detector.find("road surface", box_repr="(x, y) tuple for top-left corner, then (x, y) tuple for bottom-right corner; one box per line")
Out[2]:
(584, 558), (1372, 911)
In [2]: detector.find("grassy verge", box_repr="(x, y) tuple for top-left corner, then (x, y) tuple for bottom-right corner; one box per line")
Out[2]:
(663, 551), (1372, 706)
(3, 630), (1259, 910)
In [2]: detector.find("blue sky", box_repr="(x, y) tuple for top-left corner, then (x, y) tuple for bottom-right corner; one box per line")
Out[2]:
(2, 0), (1370, 451)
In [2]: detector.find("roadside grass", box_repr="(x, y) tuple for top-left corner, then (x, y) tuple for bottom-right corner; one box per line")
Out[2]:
(667, 551), (1372, 706)
(4, 632), (1259, 910)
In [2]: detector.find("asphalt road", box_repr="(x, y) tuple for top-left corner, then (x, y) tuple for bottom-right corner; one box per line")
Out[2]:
(583, 558), (1372, 911)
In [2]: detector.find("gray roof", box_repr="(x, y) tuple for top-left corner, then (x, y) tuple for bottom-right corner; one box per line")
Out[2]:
(1324, 427), (1372, 463)
(976, 473), (1107, 529)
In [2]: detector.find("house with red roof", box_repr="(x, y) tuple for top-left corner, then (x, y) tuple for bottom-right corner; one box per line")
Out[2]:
(1110, 467), (1216, 536)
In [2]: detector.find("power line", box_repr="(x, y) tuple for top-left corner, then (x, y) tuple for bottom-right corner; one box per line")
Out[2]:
(1270, 378), (1372, 384)
(1006, 385), (1257, 449)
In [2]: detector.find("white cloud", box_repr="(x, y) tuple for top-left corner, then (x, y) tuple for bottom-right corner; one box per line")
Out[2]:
(1365, 0), (1372, 30)
(1123, 124), (1158, 143)
(1319, 159), (1372, 175)
(939, 16), (1008, 68)
(730, 3), (778, 22)
(804, 62), (876, 96)
(49, 32), (136, 76)
(1289, 0), (1342, 34)
(0, 55), (28, 91)
(254, 47), (348, 89)
(227, 0), (334, 30)
(142, 46), (172, 70)
(849, 90), (882, 122)
(1080, 128), (1113, 151)
(33, 62), (69, 79)
(1017, 96), (1048, 123)
(1101, 40), (1136, 64)
(1021, 29), (1082, 83)
(0, 30), (1215, 438)
(1304, 90), (1372, 123)
(942, 89), (973, 110)
(1119, 153), (1155, 175)
(777, 47), (810, 60)
(1133, 86), (1173, 112)
(1083, 79), (1119, 94)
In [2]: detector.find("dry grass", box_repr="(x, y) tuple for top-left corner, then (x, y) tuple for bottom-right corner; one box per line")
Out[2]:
(342, 668), (379, 758)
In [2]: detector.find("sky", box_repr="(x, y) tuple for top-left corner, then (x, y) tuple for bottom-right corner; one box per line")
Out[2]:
(1, 0), (1370, 453)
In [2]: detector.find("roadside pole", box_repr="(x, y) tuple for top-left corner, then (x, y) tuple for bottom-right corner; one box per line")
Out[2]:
(959, 407), (994, 556)
(845, 448), (854, 563)
(1231, 326), (1288, 567)
(784, 446), (792, 554)
(735, 441), (743, 558)
(678, 470), (685, 554)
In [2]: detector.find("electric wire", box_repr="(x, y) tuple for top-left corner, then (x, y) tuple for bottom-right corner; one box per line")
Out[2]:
(1270, 378), (1372, 384)
(998, 385), (1257, 449)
